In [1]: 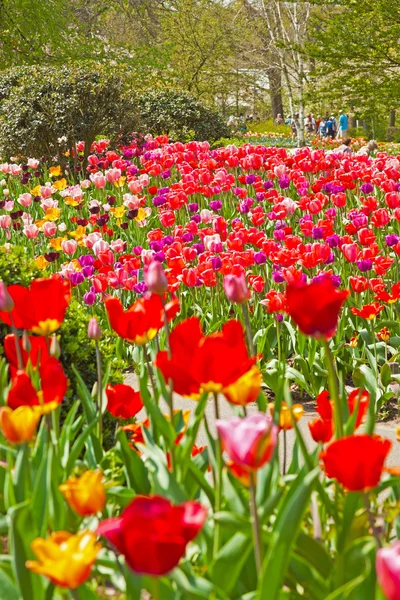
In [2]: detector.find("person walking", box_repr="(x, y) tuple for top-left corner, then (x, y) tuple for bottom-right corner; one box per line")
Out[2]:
(338, 110), (349, 138)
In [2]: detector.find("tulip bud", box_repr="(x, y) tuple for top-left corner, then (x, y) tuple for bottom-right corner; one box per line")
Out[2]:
(0, 281), (14, 312)
(22, 330), (31, 353)
(88, 317), (102, 340)
(145, 261), (168, 295)
(50, 334), (61, 358)
(223, 274), (249, 304)
(377, 542), (400, 600)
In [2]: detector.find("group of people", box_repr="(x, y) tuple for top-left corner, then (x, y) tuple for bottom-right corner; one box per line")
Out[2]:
(227, 113), (259, 133)
(278, 111), (350, 139)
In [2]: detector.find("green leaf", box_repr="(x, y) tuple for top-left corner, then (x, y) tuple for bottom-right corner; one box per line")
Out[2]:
(380, 363), (392, 388)
(14, 444), (30, 503)
(64, 419), (98, 475)
(172, 568), (229, 599)
(116, 430), (150, 494)
(31, 453), (49, 537)
(257, 468), (319, 599)
(0, 570), (19, 600)
(211, 532), (252, 594)
(9, 501), (44, 600)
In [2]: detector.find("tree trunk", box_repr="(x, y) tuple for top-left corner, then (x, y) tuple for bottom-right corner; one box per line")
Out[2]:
(390, 109), (396, 127)
(267, 67), (284, 119)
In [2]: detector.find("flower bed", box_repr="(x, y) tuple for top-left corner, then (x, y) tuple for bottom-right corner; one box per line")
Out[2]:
(1, 136), (400, 598)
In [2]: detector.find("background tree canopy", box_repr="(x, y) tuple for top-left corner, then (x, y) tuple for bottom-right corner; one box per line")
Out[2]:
(0, 0), (400, 141)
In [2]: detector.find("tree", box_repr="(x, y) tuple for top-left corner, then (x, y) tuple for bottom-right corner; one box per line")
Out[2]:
(307, 0), (400, 129)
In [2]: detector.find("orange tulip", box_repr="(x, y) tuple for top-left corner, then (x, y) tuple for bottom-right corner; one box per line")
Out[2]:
(59, 470), (106, 516)
(26, 530), (101, 589)
(0, 405), (41, 444)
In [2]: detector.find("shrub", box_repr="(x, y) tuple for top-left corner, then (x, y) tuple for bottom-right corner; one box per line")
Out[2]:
(386, 127), (400, 143)
(250, 119), (291, 135)
(138, 89), (230, 141)
(0, 63), (140, 160)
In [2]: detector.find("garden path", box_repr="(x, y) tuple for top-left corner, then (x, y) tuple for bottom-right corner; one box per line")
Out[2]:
(124, 373), (400, 467)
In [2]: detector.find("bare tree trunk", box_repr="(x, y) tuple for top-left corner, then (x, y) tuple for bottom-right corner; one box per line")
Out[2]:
(267, 67), (284, 119)
(390, 109), (396, 127)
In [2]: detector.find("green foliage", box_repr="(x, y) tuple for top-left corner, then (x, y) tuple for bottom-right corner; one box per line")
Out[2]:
(139, 89), (230, 142)
(0, 63), (140, 159)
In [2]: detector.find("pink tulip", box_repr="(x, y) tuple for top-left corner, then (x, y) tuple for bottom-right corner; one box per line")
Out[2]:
(110, 239), (126, 253)
(0, 163), (10, 174)
(223, 273), (249, 304)
(216, 413), (278, 471)
(10, 164), (21, 176)
(377, 542), (400, 600)
(90, 172), (106, 189)
(41, 199), (57, 211)
(88, 317), (102, 340)
(43, 222), (57, 237)
(145, 261), (168, 295)
(92, 239), (109, 257)
(204, 234), (221, 252)
(0, 215), (11, 229)
(18, 193), (33, 207)
(61, 239), (78, 256)
(0, 281), (14, 312)
(24, 224), (39, 239)
(106, 168), (121, 183)
(27, 158), (39, 169)
(84, 232), (102, 249)
(342, 243), (359, 263)
(4, 201), (14, 211)
(40, 185), (52, 199)
(200, 209), (213, 223)
(128, 180), (143, 194)
(274, 164), (286, 178)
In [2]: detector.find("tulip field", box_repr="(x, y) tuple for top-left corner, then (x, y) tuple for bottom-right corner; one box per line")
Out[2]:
(2, 136), (400, 599)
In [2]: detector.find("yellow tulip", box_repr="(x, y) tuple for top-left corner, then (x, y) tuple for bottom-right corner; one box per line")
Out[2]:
(0, 406), (41, 444)
(59, 470), (106, 516)
(26, 530), (101, 589)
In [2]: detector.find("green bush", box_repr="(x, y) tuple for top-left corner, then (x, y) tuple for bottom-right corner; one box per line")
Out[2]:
(0, 63), (140, 160)
(138, 89), (230, 142)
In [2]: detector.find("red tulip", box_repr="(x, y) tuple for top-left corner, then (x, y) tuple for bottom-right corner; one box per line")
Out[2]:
(7, 357), (67, 410)
(105, 384), (143, 419)
(309, 417), (333, 444)
(216, 412), (278, 471)
(286, 278), (349, 338)
(105, 294), (179, 345)
(0, 278), (70, 335)
(320, 435), (391, 491)
(4, 334), (49, 376)
(155, 317), (257, 397)
(97, 496), (207, 575)
(351, 302), (384, 320)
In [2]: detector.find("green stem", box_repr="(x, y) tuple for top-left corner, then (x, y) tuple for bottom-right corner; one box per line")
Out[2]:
(95, 340), (103, 444)
(242, 302), (255, 356)
(282, 429), (287, 476)
(249, 472), (262, 573)
(9, 314), (23, 369)
(213, 393), (223, 556)
(321, 337), (343, 438)
(276, 319), (282, 364)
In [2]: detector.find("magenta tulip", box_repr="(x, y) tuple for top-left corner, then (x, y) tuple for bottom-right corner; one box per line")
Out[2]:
(377, 542), (400, 600)
(223, 273), (249, 305)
